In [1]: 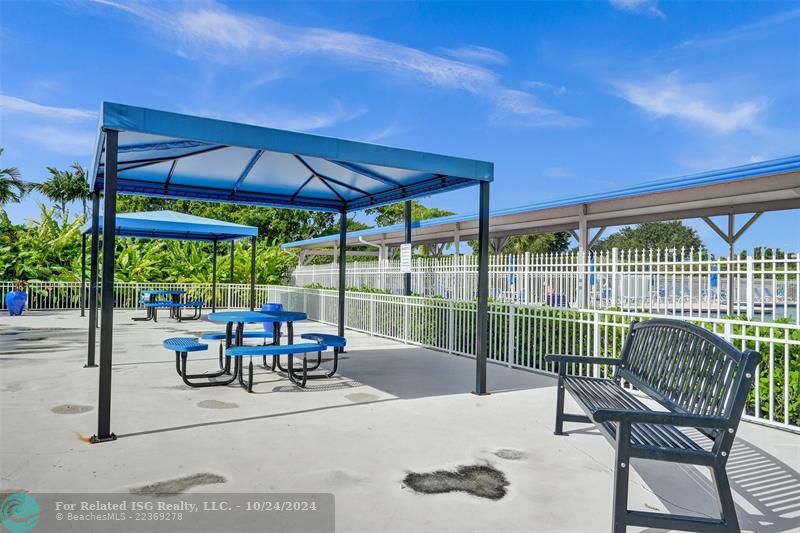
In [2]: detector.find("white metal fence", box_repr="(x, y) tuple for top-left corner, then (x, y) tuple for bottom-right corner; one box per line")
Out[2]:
(265, 285), (800, 433)
(0, 281), (269, 312)
(290, 247), (800, 324)
(2, 280), (797, 432)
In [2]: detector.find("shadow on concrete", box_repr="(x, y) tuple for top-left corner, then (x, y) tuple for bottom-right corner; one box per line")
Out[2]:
(333, 345), (553, 400)
(119, 398), (398, 439)
(633, 434), (800, 533)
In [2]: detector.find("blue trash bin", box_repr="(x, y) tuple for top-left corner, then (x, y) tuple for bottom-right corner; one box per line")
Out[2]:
(262, 303), (283, 335)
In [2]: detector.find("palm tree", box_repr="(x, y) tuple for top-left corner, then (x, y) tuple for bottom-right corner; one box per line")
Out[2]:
(70, 163), (89, 219)
(0, 148), (28, 205)
(31, 164), (89, 221)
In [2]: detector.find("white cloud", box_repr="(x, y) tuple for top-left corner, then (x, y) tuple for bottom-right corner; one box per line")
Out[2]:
(362, 124), (403, 143)
(0, 95), (96, 121)
(17, 125), (95, 155)
(491, 89), (579, 127)
(91, 0), (576, 127)
(612, 73), (766, 134)
(441, 45), (507, 65)
(609, 0), (665, 19)
(187, 100), (366, 133)
(525, 80), (567, 96)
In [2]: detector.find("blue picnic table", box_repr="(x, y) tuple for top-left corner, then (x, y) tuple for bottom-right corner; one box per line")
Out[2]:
(134, 289), (188, 322)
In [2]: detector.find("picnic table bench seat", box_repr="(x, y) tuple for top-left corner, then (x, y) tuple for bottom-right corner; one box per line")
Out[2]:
(136, 300), (203, 322)
(201, 330), (274, 370)
(162, 337), (236, 388)
(545, 319), (760, 533)
(227, 342), (329, 391)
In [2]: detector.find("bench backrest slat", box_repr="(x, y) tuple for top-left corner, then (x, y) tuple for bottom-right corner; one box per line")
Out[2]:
(618, 319), (759, 423)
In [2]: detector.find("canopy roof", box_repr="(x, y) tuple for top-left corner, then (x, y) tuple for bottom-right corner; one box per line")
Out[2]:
(81, 210), (258, 242)
(283, 154), (800, 249)
(89, 102), (493, 213)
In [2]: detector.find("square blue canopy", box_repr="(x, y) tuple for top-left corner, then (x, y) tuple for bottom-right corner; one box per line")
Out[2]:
(80, 210), (258, 242)
(90, 102), (494, 212)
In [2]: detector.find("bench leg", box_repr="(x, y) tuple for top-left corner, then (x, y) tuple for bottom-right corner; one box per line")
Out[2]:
(152, 307), (158, 323)
(287, 354), (308, 388)
(176, 306), (182, 322)
(325, 348), (339, 378)
(305, 350), (323, 371)
(298, 349), (338, 380)
(612, 422), (631, 533)
(712, 465), (739, 532)
(179, 353), (238, 387)
(554, 372), (566, 435)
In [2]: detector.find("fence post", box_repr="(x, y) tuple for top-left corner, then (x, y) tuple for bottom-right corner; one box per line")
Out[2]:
(611, 248), (618, 308)
(507, 305), (515, 367)
(404, 296), (410, 343)
(370, 296), (376, 335)
(592, 311), (601, 378)
(448, 300), (455, 353)
(746, 255), (754, 319)
(723, 321), (733, 343)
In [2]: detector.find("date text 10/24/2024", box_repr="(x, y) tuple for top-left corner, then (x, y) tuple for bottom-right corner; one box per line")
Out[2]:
(54, 500), (319, 512)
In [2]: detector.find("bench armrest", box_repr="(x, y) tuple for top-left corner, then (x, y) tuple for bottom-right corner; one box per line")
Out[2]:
(545, 354), (622, 365)
(590, 408), (729, 429)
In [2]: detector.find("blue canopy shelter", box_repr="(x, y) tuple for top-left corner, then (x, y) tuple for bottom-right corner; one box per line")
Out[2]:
(85, 102), (493, 443)
(80, 210), (258, 366)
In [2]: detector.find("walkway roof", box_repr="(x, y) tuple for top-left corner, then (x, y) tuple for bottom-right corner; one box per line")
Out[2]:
(283, 154), (800, 249)
(89, 102), (493, 213)
(80, 210), (258, 242)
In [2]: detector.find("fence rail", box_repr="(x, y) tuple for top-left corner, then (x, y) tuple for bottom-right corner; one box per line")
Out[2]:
(291, 247), (800, 324)
(2, 280), (797, 432)
(0, 281), (269, 312)
(265, 285), (800, 433)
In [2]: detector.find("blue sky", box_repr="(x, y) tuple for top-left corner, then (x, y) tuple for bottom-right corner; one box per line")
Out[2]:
(1, 0), (798, 255)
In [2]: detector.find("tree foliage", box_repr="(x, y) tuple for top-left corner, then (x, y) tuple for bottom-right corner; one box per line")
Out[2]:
(365, 200), (454, 227)
(592, 221), (704, 252)
(0, 205), (297, 284)
(116, 196), (337, 246)
(30, 164), (89, 220)
(501, 233), (571, 254)
(0, 148), (27, 205)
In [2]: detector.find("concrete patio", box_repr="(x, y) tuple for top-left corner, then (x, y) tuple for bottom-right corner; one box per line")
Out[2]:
(1, 310), (798, 532)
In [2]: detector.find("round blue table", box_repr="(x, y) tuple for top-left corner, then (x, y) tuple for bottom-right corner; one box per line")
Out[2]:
(208, 310), (308, 346)
(208, 310), (309, 377)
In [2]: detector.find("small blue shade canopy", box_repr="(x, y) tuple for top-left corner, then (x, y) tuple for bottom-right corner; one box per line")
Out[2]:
(90, 102), (493, 212)
(80, 210), (258, 242)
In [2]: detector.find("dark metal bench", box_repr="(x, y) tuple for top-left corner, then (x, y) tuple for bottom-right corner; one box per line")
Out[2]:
(545, 319), (761, 533)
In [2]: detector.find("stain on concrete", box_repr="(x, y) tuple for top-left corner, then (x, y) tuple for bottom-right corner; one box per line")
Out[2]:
(403, 464), (509, 500)
(74, 431), (93, 443)
(197, 399), (238, 409)
(494, 449), (528, 461)
(130, 473), (226, 497)
(52, 404), (93, 415)
(324, 469), (368, 487)
(1, 382), (24, 393)
(345, 392), (379, 403)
